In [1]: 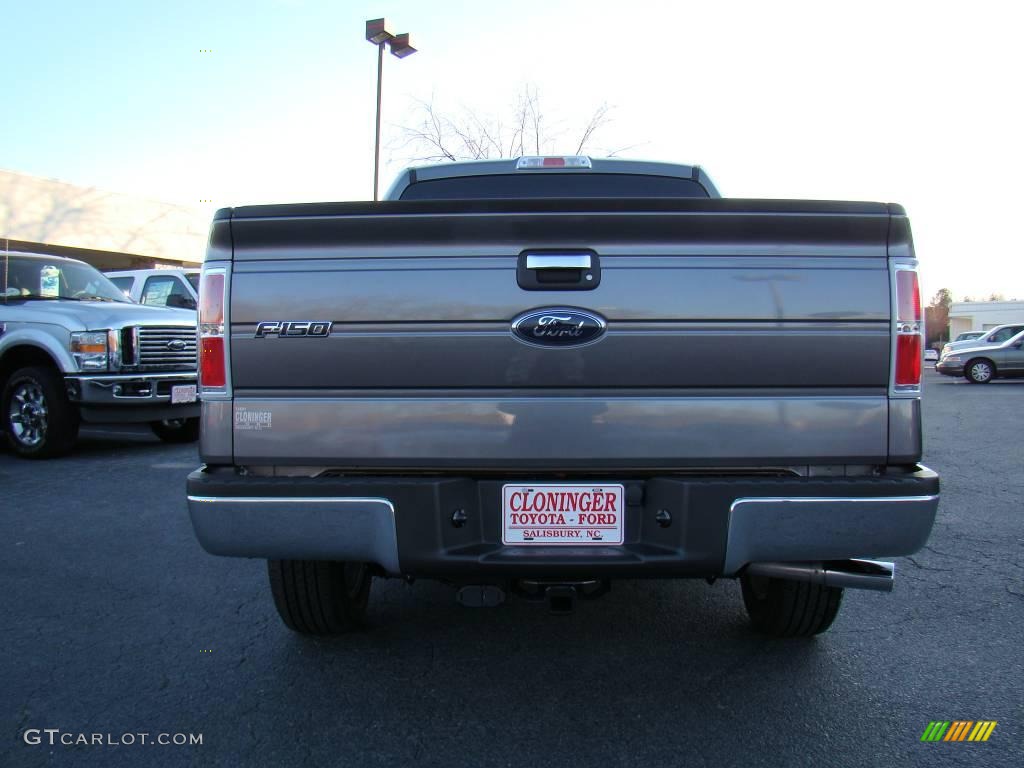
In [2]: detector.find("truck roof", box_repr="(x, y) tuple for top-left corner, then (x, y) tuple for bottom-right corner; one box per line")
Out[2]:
(383, 156), (721, 200)
(2, 251), (89, 267)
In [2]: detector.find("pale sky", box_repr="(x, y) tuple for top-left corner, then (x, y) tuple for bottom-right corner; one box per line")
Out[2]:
(2, 0), (1022, 301)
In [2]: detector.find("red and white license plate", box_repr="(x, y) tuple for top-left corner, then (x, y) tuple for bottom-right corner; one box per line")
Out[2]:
(502, 484), (625, 545)
(171, 384), (197, 404)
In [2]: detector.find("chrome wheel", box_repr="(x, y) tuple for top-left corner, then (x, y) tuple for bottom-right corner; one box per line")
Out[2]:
(8, 381), (48, 447)
(968, 360), (993, 383)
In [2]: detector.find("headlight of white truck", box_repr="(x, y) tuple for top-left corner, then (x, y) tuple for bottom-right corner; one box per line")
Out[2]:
(70, 331), (109, 371)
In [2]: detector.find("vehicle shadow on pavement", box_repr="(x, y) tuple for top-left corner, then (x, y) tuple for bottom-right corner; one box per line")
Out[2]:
(74, 432), (170, 454)
(0, 426), (192, 459)
(229, 577), (841, 765)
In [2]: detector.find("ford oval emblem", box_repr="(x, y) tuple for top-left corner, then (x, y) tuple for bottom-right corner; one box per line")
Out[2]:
(511, 308), (607, 348)
(166, 339), (187, 352)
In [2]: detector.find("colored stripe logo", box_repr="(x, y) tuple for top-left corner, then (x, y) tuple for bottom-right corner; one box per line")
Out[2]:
(920, 721), (997, 742)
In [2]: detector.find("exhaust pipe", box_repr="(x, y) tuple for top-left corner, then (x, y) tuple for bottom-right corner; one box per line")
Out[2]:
(745, 559), (895, 592)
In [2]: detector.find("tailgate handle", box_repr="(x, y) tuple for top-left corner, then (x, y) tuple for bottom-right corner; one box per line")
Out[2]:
(526, 254), (591, 270)
(517, 250), (601, 291)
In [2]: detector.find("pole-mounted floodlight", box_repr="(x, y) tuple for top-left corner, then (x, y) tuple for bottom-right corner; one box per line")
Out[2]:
(365, 18), (393, 44)
(389, 33), (417, 58)
(366, 18), (417, 200)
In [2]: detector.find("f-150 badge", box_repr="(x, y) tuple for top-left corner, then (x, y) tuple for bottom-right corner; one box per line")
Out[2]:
(511, 308), (606, 348)
(254, 321), (332, 338)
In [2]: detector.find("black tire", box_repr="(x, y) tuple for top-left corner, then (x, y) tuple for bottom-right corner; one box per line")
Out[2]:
(150, 417), (200, 443)
(2, 366), (79, 459)
(964, 358), (995, 384)
(740, 572), (843, 637)
(268, 560), (371, 635)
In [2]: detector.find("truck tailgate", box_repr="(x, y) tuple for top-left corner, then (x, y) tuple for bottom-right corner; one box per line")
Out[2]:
(221, 199), (898, 468)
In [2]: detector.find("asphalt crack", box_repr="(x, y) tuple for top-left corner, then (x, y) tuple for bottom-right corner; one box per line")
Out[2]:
(904, 556), (954, 572)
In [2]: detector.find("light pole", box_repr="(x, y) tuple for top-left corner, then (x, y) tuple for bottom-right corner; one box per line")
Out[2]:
(366, 18), (417, 201)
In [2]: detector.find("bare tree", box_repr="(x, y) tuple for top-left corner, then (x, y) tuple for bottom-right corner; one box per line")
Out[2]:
(395, 85), (636, 163)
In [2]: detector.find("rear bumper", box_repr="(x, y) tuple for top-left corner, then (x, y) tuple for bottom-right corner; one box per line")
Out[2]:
(186, 466), (939, 579)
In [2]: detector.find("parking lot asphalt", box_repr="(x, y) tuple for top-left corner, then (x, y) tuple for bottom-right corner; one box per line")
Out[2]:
(2, 370), (1022, 767)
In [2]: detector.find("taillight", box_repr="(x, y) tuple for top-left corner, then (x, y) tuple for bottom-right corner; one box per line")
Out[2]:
(893, 267), (922, 391)
(199, 268), (227, 391)
(200, 337), (226, 388)
(895, 335), (922, 385)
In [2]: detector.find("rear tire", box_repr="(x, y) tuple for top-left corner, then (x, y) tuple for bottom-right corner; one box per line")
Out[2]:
(964, 358), (995, 384)
(2, 366), (79, 459)
(740, 571), (843, 637)
(150, 417), (200, 443)
(268, 560), (371, 635)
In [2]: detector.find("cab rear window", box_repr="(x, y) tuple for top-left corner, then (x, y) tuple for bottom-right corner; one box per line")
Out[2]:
(107, 276), (134, 294)
(399, 173), (710, 200)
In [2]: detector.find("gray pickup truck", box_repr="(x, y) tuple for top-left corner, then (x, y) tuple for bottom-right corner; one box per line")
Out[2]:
(187, 157), (939, 637)
(1, 252), (199, 457)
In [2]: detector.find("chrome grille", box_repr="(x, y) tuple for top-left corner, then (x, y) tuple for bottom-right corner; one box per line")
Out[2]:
(135, 326), (198, 370)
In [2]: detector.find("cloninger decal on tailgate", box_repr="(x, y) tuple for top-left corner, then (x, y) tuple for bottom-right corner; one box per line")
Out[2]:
(235, 409), (272, 431)
(254, 321), (333, 338)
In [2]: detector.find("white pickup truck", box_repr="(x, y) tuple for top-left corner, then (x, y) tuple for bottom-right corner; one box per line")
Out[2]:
(105, 268), (200, 311)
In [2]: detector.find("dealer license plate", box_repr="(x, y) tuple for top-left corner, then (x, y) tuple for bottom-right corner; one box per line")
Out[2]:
(171, 384), (198, 404)
(501, 484), (625, 545)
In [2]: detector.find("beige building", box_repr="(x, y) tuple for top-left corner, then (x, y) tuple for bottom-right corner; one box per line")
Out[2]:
(948, 300), (1024, 337)
(0, 168), (208, 270)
